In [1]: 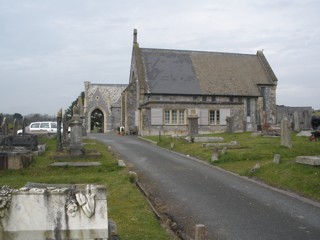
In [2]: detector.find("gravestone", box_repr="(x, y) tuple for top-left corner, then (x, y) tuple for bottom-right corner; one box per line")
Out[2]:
(69, 105), (84, 156)
(293, 111), (300, 132)
(0, 150), (33, 170)
(273, 154), (281, 164)
(221, 147), (227, 155)
(11, 135), (38, 151)
(0, 184), (109, 240)
(280, 117), (292, 148)
(226, 116), (235, 133)
(302, 111), (311, 130)
(12, 119), (18, 137)
(211, 147), (218, 162)
(0, 117), (8, 136)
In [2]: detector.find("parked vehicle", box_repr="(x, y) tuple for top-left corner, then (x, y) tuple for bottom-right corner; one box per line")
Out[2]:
(17, 122), (59, 135)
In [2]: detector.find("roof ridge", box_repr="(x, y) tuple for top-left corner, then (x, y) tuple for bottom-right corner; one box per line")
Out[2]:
(140, 47), (256, 56)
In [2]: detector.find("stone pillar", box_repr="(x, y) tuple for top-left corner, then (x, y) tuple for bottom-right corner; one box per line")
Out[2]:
(12, 119), (17, 137)
(21, 118), (27, 137)
(56, 109), (63, 152)
(281, 117), (292, 148)
(62, 113), (69, 145)
(69, 105), (84, 156)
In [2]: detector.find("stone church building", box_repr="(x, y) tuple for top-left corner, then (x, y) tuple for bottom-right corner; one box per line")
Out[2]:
(82, 81), (127, 133)
(81, 30), (279, 136)
(121, 29), (278, 136)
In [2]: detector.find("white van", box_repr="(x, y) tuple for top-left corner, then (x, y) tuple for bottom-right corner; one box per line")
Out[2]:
(17, 121), (58, 135)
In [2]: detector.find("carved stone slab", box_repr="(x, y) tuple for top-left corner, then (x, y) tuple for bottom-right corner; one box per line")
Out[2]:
(0, 184), (108, 240)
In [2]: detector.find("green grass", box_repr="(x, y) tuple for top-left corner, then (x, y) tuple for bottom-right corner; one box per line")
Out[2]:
(0, 137), (172, 240)
(148, 132), (320, 202)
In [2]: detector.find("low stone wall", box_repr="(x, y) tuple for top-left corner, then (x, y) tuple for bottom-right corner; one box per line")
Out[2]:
(0, 184), (108, 240)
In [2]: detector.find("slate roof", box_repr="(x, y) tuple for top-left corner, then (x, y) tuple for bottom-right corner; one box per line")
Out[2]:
(140, 48), (277, 96)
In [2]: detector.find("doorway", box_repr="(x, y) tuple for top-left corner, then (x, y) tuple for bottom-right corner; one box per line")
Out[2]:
(90, 109), (104, 133)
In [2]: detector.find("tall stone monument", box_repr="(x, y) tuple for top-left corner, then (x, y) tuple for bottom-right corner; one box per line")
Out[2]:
(69, 105), (84, 156)
(56, 108), (63, 152)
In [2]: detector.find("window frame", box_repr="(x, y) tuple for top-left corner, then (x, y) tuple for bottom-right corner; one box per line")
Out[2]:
(209, 109), (221, 125)
(163, 109), (186, 125)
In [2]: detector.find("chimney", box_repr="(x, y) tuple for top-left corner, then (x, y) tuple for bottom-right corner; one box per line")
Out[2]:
(133, 29), (137, 43)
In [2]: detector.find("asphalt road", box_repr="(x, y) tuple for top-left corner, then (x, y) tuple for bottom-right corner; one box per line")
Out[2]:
(91, 133), (320, 240)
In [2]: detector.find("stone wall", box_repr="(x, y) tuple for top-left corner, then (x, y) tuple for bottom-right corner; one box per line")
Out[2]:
(276, 105), (313, 131)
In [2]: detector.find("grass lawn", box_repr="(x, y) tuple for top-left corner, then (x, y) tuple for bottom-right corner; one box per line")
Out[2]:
(147, 132), (320, 202)
(0, 137), (172, 240)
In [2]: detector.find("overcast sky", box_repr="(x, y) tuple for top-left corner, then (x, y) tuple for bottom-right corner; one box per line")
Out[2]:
(1, 0), (319, 116)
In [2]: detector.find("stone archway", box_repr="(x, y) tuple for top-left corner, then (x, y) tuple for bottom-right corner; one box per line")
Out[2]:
(90, 109), (104, 133)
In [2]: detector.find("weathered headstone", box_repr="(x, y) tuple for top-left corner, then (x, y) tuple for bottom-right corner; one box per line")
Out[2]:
(293, 111), (300, 132)
(273, 154), (281, 164)
(221, 147), (227, 155)
(12, 119), (18, 137)
(211, 147), (219, 162)
(280, 117), (292, 148)
(11, 135), (38, 151)
(0, 117), (8, 136)
(0, 150), (33, 170)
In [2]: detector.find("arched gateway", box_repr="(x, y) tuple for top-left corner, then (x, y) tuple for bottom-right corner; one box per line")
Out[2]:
(83, 82), (127, 133)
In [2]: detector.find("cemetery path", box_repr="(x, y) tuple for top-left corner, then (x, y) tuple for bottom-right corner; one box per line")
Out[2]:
(91, 133), (320, 240)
